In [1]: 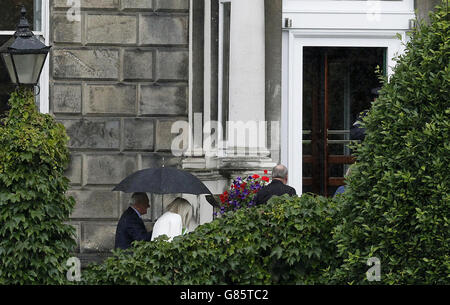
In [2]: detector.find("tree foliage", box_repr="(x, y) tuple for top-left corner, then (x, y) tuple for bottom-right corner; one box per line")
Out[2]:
(0, 89), (76, 284)
(329, 2), (449, 284)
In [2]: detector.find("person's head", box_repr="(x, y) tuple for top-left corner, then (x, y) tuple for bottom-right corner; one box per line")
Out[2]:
(166, 197), (193, 229)
(131, 192), (150, 215)
(370, 87), (381, 102)
(345, 165), (353, 177)
(272, 164), (289, 184)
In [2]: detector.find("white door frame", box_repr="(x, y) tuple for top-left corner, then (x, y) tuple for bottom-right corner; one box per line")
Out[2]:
(38, 0), (50, 114)
(282, 29), (407, 194)
(283, 0), (414, 13)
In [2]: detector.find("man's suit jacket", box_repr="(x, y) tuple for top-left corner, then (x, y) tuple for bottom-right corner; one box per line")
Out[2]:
(115, 207), (152, 250)
(254, 179), (297, 205)
(350, 110), (368, 142)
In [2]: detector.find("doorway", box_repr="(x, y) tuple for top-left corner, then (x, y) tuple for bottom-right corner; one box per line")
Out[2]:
(302, 47), (385, 196)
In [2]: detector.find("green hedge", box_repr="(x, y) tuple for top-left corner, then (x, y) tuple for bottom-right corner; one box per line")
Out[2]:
(329, 3), (449, 284)
(0, 90), (76, 284)
(82, 194), (338, 285)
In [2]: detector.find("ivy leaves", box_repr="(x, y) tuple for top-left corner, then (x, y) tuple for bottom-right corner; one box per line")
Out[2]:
(0, 89), (76, 284)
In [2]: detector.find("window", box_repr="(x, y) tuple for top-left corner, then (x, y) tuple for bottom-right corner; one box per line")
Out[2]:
(0, 0), (49, 115)
(218, 0), (231, 145)
(196, 0), (231, 157)
(302, 46), (386, 196)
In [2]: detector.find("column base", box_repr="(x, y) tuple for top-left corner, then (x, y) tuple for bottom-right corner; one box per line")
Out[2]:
(182, 154), (276, 172)
(218, 155), (276, 171)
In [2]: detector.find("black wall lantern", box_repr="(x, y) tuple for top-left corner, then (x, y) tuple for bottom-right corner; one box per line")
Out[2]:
(0, 6), (50, 86)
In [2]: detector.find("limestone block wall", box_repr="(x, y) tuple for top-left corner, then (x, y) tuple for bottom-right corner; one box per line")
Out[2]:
(49, 0), (189, 259)
(415, 0), (442, 24)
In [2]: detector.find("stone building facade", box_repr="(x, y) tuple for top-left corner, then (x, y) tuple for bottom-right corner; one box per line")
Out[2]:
(50, 0), (192, 263)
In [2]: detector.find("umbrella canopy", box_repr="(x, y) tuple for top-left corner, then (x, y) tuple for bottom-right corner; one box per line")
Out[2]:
(112, 167), (212, 195)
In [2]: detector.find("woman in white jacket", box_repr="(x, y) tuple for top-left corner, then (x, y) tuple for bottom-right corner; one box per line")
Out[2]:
(151, 197), (192, 241)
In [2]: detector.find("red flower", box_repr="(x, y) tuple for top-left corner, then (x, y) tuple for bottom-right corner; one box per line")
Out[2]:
(240, 182), (247, 189)
(220, 191), (229, 203)
(262, 176), (270, 182)
(264, 170), (268, 174)
(252, 174), (260, 179)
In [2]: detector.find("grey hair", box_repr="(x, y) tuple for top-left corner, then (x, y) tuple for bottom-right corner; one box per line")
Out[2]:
(131, 192), (149, 206)
(345, 165), (353, 177)
(272, 164), (288, 180)
(166, 197), (192, 229)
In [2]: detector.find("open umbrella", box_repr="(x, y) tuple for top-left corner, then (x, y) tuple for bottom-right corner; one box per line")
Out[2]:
(112, 167), (212, 195)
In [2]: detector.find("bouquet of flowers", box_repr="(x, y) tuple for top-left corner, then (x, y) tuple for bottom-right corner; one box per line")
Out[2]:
(216, 170), (270, 215)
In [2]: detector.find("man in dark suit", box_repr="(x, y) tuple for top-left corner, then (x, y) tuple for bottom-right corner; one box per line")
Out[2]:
(255, 164), (297, 205)
(115, 192), (152, 250)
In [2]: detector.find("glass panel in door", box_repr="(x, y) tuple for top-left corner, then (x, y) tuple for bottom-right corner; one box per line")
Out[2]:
(302, 47), (386, 196)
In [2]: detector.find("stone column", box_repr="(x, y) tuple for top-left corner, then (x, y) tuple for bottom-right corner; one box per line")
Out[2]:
(225, 0), (268, 158)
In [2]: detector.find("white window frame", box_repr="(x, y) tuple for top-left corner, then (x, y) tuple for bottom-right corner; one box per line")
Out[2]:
(282, 30), (407, 194)
(0, 0), (50, 114)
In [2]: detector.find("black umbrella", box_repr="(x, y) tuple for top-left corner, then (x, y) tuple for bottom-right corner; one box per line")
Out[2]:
(112, 167), (212, 195)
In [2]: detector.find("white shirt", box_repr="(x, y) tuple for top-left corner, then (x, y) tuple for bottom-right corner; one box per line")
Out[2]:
(131, 206), (142, 218)
(151, 212), (183, 242)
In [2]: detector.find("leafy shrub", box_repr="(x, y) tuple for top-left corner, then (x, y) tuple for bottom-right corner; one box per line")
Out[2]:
(216, 172), (270, 215)
(0, 89), (76, 284)
(82, 194), (338, 285)
(329, 3), (449, 284)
